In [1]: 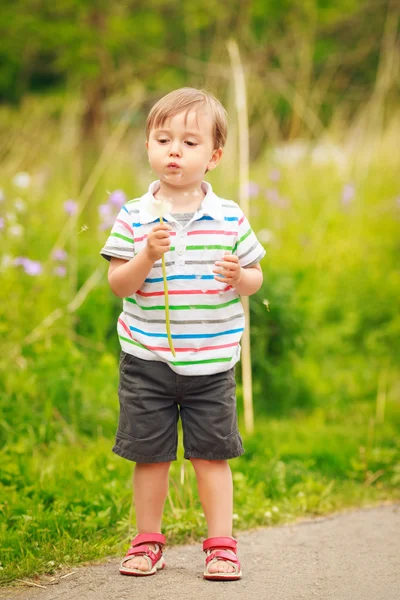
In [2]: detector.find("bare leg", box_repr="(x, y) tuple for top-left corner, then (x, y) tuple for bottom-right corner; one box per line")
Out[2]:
(190, 458), (235, 573)
(124, 461), (171, 571)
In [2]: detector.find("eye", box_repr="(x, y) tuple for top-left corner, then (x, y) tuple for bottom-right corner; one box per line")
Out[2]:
(158, 138), (169, 144)
(185, 141), (198, 147)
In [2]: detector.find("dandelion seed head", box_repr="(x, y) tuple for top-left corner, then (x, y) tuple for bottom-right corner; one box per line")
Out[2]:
(264, 511), (272, 518)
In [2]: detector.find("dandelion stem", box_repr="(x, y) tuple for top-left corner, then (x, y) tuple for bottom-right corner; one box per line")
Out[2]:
(160, 217), (176, 357)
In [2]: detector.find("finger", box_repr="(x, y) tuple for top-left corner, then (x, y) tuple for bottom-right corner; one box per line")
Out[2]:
(153, 223), (172, 231)
(221, 254), (238, 263)
(214, 262), (239, 272)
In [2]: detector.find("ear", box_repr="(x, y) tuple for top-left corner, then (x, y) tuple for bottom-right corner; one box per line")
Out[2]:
(207, 147), (223, 171)
(145, 140), (149, 151)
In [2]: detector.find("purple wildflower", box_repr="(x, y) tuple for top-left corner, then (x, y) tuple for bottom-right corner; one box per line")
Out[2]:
(54, 265), (67, 277)
(265, 188), (280, 204)
(268, 169), (281, 182)
(64, 199), (78, 216)
(14, 257), (28, 266)
(14, 257), (42, 276)
(52, 248), (68, 261)
(247, 182), (260, 198)
(99, 203), (112, 218)
(109, 190), (127, 207)
(24, 260), (42, 276)
(341, 184), (355, 205)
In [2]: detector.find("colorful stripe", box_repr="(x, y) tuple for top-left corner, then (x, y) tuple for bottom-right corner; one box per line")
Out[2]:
(136, 286), (232, 298)
(125, 297), (241, 310)
(145, 274), (214, 283)
(111, 232), (132, 243)
(101, 181), (265, 374)
(116, 219), (133, 235)
(129, 326), (244, 339)
(187, 229), (236, 236)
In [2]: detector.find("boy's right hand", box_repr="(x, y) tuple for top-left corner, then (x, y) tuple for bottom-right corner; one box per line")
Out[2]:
(145, 223), (172, 262)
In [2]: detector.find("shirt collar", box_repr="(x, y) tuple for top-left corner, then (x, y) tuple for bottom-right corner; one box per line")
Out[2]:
(138, 180), (224, 225)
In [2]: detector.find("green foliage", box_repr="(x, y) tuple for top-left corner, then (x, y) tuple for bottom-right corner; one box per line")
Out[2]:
(0, 76), (399, 585)
(1, 403), (399, 584)
(0, 0), (390, 138)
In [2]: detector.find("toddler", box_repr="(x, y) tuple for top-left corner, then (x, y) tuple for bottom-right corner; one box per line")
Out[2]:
(101, 87), (265, 580)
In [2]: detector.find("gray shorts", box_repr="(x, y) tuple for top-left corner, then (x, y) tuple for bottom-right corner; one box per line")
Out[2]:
(113, 351), (244, 463)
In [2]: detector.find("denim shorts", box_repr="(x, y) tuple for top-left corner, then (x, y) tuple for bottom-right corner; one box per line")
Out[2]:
(113, 351), (244, 463)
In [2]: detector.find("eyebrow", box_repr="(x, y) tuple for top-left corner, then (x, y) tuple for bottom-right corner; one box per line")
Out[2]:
(155, 128), (203, 137)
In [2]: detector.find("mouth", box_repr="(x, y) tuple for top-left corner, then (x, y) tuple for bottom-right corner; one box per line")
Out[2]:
(167, 162), (181, 169)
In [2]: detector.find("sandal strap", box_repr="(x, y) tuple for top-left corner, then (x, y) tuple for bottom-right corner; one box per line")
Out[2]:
(125, 544), (161, 562)
(203, 536), (237, 552)
(131, 533), (166, 547)
(205, 550), (239, 566)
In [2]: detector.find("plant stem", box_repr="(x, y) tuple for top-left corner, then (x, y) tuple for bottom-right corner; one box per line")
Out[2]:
(160, 217), (176, 357)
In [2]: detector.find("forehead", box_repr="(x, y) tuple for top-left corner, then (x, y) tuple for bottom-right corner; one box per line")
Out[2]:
(153, 107), (213, 134)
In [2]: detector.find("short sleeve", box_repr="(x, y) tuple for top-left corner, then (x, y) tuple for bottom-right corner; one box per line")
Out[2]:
(233, 210), (266, 267)
(100, 205), (135, 262)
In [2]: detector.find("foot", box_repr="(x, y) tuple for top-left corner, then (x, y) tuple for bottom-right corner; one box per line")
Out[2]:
(124, 543), (159, 572)
(120, 533), (166, 576)
(203, 536), (242, 580)
(206, 548), (236, 574)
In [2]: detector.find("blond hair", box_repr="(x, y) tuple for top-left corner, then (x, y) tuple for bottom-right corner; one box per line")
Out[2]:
(146, 87), (228, 149)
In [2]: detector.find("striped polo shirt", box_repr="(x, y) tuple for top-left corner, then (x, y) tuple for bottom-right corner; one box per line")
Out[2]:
(101, 180), (265, 376)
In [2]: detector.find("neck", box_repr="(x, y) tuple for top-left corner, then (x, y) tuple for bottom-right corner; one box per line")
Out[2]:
(154, 180), (205, 212)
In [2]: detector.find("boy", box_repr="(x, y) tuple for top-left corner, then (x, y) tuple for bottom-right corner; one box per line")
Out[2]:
(101, 87), (265, 580)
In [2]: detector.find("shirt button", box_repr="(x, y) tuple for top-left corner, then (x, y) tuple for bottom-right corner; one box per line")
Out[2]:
(177, 248), (184, 256)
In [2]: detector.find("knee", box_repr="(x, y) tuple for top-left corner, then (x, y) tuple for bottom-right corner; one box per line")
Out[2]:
(190, 458), (228, 472)
(135, 461), (172, 474)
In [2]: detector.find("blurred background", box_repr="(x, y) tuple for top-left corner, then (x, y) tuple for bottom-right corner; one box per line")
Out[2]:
(1, 0), (399, 586)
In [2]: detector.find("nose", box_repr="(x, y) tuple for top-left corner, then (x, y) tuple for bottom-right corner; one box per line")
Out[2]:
(169, 140), (182, 157)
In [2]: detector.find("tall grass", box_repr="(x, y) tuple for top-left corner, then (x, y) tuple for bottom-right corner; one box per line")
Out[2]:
(0, 85), (399, 585)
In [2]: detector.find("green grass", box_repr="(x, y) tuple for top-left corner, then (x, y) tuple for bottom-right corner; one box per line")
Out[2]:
(0, 97), (399, 586)
(1, 399), (399, 585)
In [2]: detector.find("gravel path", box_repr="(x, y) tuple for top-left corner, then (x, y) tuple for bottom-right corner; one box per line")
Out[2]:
(2, 504), (399, 600)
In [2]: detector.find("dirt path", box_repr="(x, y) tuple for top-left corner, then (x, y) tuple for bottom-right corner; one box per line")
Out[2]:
(2, 504), (399, 600)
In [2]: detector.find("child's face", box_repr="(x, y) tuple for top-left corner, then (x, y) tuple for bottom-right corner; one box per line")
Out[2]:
(146, 109), (223, 189)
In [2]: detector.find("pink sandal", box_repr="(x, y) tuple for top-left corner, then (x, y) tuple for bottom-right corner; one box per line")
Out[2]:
(119, 533), (166, 576)
(203, 536), (242, 581)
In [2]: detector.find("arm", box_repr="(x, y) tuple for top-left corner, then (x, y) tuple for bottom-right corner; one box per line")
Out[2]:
(213, 254), (263, 296)
(108, 222), (171, 298)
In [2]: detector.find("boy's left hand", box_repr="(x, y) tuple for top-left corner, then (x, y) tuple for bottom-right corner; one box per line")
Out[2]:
(213, 252), (242, 287)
